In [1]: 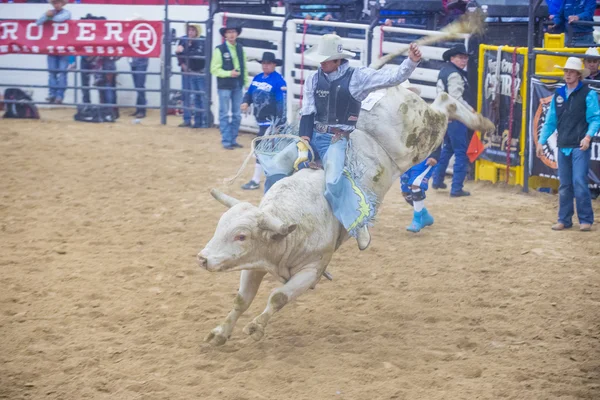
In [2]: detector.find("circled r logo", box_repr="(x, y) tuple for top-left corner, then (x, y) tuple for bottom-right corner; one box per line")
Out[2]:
(128, 23), (157, 55)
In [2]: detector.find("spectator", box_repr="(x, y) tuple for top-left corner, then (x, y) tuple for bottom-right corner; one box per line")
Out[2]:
(536, 57), (599, 231)
(79, 14), (106, 105)
(175, 24), (206, 128)
(584, 47), (600, 82)
(210, 23), (248, 150)
(240, 52), (287, 191)
(128, 15), (149, 119)
(129, 56), (149, 118)
(80, 56), (96, 104)
(546, 0), (565, 20)
(36, 0), (71, 104)
(96, 57), (120, 120)
(432, 44), (474, 197)
(552, 0), (596, 46)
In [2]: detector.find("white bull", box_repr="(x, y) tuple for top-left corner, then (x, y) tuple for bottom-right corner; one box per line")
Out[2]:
(198, 86), (494, 346)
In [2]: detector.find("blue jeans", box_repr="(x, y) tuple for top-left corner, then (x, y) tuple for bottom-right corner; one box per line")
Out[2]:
(132, 64), (147, 113)
(310, 131), (374, 235)
(218, 86), (243, 147)
(433, 121), (469, 194)
(80, 57), (94, 104)
(97, 62), (117, 105)
(47, 55), (69, 100)
(567, 32), (595, 47)
(557, 148), (594, 226)
(183, 74), (206, 127)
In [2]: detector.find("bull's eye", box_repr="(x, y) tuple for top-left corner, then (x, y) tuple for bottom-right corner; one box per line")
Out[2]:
(234, 234), (246, 242)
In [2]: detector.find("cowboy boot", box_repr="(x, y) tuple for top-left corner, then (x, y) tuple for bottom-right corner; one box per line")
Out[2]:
(421, 208), (434, 228)
(356, 225), (371, 251)
(407, 210), (424, 233)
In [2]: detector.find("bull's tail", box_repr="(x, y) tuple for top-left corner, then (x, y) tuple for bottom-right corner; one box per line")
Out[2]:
(431, 92), (495, 134)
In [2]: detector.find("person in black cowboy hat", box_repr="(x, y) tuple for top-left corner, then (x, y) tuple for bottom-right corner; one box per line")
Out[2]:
(240, 52), (287, 191)
(432, 43), (475, 197)
(210, 23), (248, 150)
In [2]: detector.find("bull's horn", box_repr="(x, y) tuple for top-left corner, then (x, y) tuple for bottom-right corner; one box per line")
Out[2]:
(210, 189), (240, 208)
(258, 211), (297, 237)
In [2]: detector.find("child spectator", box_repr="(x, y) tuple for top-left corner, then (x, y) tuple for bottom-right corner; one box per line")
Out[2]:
(176, 24), (206, 128)
(36, 0), (71, 104)
(239, 52), (287, 190)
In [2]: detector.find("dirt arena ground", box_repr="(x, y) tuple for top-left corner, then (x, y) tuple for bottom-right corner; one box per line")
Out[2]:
(1, 109), (600, 400)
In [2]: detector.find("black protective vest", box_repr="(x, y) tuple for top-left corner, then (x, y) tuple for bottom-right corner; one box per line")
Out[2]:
(438, 62), (473, 107)
(216, 42), (245, 90)
(314, 67), (362, 126)
(556, 84), (591, 148)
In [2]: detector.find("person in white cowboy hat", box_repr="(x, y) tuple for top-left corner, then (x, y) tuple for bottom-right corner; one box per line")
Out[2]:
(584, 47), (600, 82)
(210, 23), (248, 150)
(297, 33), (422, 251)
(36, 0), (72, 105)
(536, 56), (600, 232)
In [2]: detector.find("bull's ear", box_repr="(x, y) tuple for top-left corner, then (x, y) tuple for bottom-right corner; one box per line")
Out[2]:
(210, 189), (240, 208)
(258, 212), (297, 240)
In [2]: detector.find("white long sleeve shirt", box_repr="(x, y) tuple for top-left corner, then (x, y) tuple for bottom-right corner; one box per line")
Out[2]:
(301, 58), (419, 132)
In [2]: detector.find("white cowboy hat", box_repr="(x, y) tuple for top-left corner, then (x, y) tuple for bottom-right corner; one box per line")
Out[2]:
(304, 34), (356, 63)
(585, 47), (599, 56)
(555, 57), (590, 78)
(401, 79), (421, 96)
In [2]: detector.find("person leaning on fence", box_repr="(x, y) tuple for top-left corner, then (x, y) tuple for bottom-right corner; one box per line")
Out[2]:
(432, 44), (474, 198)
(298, 34), (422, 251)
(551, 0), (596, 47)
(584, 47), (600, 83)
(536, 57), (600, 232)
(36, 0), (72, 104)
(240, 52), (287, 191)
(127, 15), (149, 119)
(95, 56), (120, 120)
(176, 24), (206, 128)
(210, 23), (248, 150)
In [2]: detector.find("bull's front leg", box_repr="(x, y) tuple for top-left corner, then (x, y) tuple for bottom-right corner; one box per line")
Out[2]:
(243, 266), (320, 341)
(205, 270), (266, 346)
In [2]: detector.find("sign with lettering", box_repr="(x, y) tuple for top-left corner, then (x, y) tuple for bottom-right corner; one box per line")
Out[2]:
(480, 49), (525, 166)
(0, 20), (162, 57)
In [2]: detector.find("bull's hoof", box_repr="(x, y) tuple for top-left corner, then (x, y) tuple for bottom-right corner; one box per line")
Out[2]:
(243, 321), (265, 341)
(205, 328), (229, 346)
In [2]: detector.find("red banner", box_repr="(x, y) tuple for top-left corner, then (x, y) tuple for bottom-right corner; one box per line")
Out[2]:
(0, 20), (163, 57)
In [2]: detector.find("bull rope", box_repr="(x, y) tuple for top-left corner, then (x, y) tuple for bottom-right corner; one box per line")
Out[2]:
(506, 47), (518, 183)
(298, 18), (309, 108)
(222, 134), (315, 185)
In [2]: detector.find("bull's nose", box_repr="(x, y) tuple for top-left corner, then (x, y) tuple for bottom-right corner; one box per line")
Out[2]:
(197, 254), (208, 269)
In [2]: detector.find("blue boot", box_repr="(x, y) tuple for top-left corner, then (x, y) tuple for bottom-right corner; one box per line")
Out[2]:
(421, 208), (434, 228)
(407, 210), (424, 233)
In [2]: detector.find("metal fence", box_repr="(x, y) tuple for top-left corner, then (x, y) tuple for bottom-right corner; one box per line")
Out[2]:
(1, 14), (471, 129)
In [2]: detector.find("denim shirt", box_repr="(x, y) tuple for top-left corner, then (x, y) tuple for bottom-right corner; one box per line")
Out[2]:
(554, 0), (596, 33)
